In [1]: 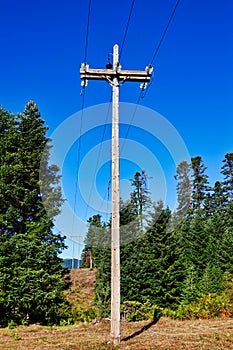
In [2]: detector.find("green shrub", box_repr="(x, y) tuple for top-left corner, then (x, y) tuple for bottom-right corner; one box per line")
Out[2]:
(72, 306), (97, 323)
(11, 330), (21, 340)
(121, 300), (162, 321)
(164, 293), (232, 320)
(8, 321), (17, 329)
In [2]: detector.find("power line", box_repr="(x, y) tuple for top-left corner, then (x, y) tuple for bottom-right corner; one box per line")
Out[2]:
(84, 0), (92, 64)
(98, 151), (112, 215)
(76, 0), (141, 233)
(120, 90), (143, 154)
(71, 87), (85, 235)
(81, 2), (116, 224)
(119, 0), (136, 60)
(142, 0), (181, 99)
(79, 0), (181, 225)
(122, 0), (181, 138)
(97, 175), (111, 223)
(71, 0), (92, 235)
(150, 0), (181, 66)
(84, 94), (112, 222)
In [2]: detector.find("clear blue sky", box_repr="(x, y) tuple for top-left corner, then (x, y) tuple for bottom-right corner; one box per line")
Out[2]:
(1, 0), (233, 258)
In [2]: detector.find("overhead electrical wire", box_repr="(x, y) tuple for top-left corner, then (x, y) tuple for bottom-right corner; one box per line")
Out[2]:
(71, 0), (92, 235)
(77, 0), (181, 227)
(98, 175), (111, 223)
(81, 0), (137, 223)
(121, 0), (181, 150)
(150, 0), (181, 66)
(84, 0), (92, 64)
(71, 88), (85, 235)
(83, 95), (112, 222)
(120, 91), (143, 154)
(119, 0), (136, 60)
(142, 0), (181, 98)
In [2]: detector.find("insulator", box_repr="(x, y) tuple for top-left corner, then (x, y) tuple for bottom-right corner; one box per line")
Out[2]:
(106, 62), (113, 69)
(106, 55), (113, 69)
(81, 80), (88, 87)
(81, 62), (89, 70)
(145, 64), (153, 74)
(140, 82), (147, 90)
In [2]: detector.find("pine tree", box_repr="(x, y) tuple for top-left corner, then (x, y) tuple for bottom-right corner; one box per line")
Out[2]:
(120, 199), (135, 226)
(120, 198), (140, 245)
(0, 102), (70, 326)
(142, 202), (179, 307)
(221, 152), (233, 204)
(174, 160), (191, 221)
(210, 181), (226, 214)
(219, 202), (233, 274)
(198, 213), (225, 294)
(121, 201), (180, 308)
(191, 156), (210, 215)
(130, 170), (151, 229)
(0, 106), (19, 236)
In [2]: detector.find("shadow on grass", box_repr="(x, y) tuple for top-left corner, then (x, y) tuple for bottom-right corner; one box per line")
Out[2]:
(121, 317), (160, 342)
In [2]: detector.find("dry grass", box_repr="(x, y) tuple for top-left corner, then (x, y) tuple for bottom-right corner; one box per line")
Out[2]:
(65, 268), (97, 310)
(1, 269), (233, 349)
(0, 317), (233, 349)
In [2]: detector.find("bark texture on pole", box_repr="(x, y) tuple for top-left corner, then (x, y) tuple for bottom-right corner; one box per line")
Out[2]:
(110, 44), (120, 347)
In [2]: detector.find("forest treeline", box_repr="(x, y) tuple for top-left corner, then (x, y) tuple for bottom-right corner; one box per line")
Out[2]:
(83, 153), (233, 319)
(1, 100), (233, 325)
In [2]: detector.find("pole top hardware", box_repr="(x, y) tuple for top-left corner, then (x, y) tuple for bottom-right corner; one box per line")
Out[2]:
(106, 55), (113, 70)
(80, 64), (153, 84)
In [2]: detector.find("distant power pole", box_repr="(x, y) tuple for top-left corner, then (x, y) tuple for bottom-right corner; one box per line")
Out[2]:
(71, 235), (82, 269)
(80, 44), (152, 347)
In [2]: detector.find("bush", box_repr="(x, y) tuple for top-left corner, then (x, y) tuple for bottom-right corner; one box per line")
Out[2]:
(72, 306), (97, 323)
(121, 300), (162, 322)
(164, 293), (232, 320)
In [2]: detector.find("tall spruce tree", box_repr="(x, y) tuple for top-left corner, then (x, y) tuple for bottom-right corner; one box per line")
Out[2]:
(0, 106), (19, 236)
(0, 102), (70, 326)
(121, 201), (181, 308)
(130, 170), (151, 229)
(221, 152), (233, 204)
(219, 202), (233, 275)
(191, 156), (210, 215)
(210, 181), (226, 214)
(174, 160), (191, 220)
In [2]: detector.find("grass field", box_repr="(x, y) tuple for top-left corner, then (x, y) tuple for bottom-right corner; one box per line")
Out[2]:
(1, 269), (233, 349)
(0, 317), (233, 349)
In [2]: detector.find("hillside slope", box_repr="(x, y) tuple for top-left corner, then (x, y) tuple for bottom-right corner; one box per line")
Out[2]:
(65, 268), (97, 319)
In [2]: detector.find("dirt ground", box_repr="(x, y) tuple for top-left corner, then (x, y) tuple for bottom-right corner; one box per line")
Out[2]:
(1, 317), (233, 350)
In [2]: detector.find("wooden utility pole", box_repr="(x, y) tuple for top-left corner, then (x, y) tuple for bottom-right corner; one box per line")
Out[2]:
(80, 44), (152, 347)
(111, 44), (120, 346)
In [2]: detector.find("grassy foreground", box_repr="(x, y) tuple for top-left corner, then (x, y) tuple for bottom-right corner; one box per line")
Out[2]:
(1, 269), (233, 349)
(0, 317), (233, 349)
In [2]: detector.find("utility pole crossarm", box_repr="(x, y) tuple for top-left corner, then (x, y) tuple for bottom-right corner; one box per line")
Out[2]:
(80, 67), (152, 83)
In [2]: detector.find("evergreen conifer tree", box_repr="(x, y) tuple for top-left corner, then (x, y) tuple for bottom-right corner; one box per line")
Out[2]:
(130, 170), (151, 229)
(0, 102), (69, 326)
(221, 152), (233, 204)
(210, 181), (226, 214)
(174, 160), (191, 217)
(191, 156), (210, 215)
